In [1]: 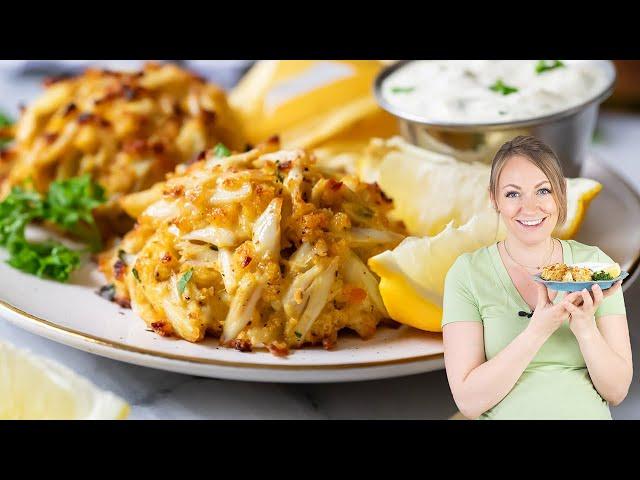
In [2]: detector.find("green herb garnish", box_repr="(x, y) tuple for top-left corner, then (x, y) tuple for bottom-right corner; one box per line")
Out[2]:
(118, 249), (127, 264)
(0, 111), (13, 148)
(45, 174), (106, 251)
(7, 239), (80, 282)
(0, 187), (45, 246)
(535, 60), (565, 74)
(131, 268), (140, 282)
(214, 143), (231, 158)
(592, 271), (613, 281)
(0, 175), (105, 282)
(294, 331), (302, 339)
(177, 268), (193, 295)
(490, 79), (519, 96)
(391, 86), (415, 94)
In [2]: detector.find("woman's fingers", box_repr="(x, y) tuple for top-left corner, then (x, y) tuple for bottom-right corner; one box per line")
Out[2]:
(563, 300), (580, 316)
(591, 284), (604, 309)
(536, 282), (551, 308)
(602, 280), (622, 299)
(564, 290), (584, 306)
(580, 288), (594, 311)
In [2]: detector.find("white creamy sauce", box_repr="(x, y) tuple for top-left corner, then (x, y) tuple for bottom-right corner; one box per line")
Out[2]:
(381, 60), (610, 124)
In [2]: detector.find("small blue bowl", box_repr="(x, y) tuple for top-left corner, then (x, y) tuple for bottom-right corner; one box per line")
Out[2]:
(532, 271), (629, 292)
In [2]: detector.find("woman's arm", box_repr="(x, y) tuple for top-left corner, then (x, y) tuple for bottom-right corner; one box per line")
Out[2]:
(443, 283), (581, 419)
(443, 320), (553, 419)
(565, 283), (632, 406)
(573, 314), (632, 406)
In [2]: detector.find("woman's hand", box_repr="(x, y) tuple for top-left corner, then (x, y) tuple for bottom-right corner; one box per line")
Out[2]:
(528, 283), (582, 338)
(564, 280), (623, 339)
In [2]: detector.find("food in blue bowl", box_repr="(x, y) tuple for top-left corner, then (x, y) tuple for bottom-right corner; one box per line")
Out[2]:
(533, 262), (628, 292)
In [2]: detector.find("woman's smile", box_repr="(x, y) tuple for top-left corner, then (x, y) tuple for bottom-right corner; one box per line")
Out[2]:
(515, 215), (549, 229)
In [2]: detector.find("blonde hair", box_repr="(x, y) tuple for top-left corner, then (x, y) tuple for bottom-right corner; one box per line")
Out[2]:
(489, 135), (567, 226)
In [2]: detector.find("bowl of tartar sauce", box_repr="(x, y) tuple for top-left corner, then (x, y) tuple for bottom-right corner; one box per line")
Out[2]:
(374, 60), (616, 177)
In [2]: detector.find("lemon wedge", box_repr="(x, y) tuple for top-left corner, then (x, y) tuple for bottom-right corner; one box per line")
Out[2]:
(554, 178), (602, 238)
(229, 60), (398, 150)
(357, 137), (602, 240)
(369, 210), (502, 332)
(604, 263), (622, 279)
(0, 341), (129, 420)
(362, 137), (604, 332)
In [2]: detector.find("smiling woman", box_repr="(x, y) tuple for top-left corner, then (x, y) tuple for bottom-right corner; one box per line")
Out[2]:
(441, 135), (632, 420)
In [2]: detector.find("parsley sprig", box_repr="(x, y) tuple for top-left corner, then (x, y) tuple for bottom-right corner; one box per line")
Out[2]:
(0, 175), (106, 282)
(489, 79), (519, 96)
(536, 60), (565, 74)
(592, 271), (613, 281)
(0, 111), (12, 148)
(390, 86), (415, 94)
(214, 143), (231, 158)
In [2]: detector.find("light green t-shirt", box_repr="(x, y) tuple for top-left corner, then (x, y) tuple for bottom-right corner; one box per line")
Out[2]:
(441, 239), (627, 420)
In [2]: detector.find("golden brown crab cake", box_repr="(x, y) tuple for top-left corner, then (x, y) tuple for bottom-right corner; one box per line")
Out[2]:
(99, 142), (405, 355)
(570, 266), (594, 282)
(540, 263), (569, 281)
(0, 62), (245, 236)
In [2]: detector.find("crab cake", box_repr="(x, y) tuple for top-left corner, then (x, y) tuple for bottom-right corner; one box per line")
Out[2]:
(99, 140), (406, 356)
(0, 63), (245, 235)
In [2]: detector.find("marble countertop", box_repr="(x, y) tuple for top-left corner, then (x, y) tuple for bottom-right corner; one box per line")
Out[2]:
(1, 66), (639, 419)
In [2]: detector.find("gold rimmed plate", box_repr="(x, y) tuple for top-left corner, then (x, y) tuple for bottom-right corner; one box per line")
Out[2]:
(0, 153), (638, 382)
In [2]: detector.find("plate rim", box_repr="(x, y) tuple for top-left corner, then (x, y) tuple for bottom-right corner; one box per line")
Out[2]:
(0, 297), (443, 371)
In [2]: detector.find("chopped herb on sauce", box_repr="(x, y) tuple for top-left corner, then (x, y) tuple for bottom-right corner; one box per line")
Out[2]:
(536, 60), (565, 74)
(391, 86), (415, 94)
(489, 79), (519, 96)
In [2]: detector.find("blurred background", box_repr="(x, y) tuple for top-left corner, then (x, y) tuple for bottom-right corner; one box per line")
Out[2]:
(2, 60), (639, 114)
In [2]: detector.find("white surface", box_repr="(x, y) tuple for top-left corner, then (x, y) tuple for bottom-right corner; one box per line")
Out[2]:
(0, 68), (639, 418)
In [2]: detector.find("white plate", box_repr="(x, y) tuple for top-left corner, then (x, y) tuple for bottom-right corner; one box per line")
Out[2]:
(0, 153), (638, 382)
(0, 250), (445, 382)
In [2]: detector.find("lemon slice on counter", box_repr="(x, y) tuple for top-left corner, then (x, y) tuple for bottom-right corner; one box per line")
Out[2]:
(369, 210), (502, 332)
(0, 341), (129, 420)
(356, 137), (602, 240)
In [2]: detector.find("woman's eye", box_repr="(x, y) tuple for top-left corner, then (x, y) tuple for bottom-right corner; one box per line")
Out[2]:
(505, 191), (519, 198)
(537, 188), (551, 195)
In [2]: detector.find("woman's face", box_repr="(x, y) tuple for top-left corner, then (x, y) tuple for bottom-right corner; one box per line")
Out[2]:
(492, 155), (559, 245)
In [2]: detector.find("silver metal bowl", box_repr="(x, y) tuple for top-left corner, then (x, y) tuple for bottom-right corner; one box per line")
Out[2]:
(373, 60), (617, 178)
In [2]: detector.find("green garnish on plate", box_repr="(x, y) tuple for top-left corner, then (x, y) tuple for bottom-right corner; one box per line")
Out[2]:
(592, 270), (614, 281)
(0, 175), (105, 282)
